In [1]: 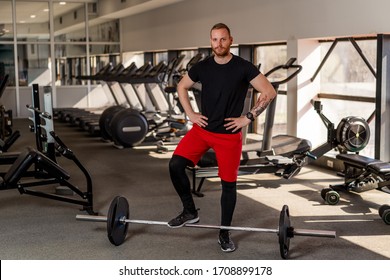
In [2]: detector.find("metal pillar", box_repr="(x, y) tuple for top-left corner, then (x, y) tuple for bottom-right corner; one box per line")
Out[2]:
(375, 34), (390, 161)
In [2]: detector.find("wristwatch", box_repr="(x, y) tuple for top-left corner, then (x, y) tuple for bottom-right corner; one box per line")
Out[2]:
(246, 112), (255, 122)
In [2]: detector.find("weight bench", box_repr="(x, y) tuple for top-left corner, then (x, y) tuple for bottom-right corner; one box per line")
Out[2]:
(332, 153), (390, 193)
(1, 147), (70, 186)
(321, 153), (390, 208)
(321, 153), (390, 224)
(187, 135), (313, 197)
(0, 147), (94, 213)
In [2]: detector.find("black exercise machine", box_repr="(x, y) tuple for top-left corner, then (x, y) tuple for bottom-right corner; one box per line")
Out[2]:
(69, 63), (132, 135)
(101, 61), (168, 146)
(312, 99), (390, 225)
(156, 54), (205, 153)
(71, 61), (163, 143)
(55, 63), (125, 132)
(188, 58), (316, 196)
(0, 84), (56, 167)
(99, 57), (190, 148)
(309, 100), (371, 159)
(0, 141), (95, 214)
(75, 63), (113, 81)
(0, 84), (96, 214)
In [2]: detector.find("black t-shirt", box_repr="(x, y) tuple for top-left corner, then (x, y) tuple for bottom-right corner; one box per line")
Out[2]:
(188, 55), (260, 134)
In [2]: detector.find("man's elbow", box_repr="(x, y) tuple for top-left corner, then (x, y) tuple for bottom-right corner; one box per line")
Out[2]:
(177, 84), (188, 94)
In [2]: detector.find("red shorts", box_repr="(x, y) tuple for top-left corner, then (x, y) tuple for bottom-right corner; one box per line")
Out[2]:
(173, 124), (242, 182)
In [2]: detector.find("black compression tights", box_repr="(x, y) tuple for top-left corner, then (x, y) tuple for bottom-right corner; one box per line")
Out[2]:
(169, 155), (196, 213)
(169, 155), (237, 230)
(220, 180), (237, 229)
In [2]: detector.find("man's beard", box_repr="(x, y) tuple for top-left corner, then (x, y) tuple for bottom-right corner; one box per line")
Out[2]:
(212, 46), (230, 57)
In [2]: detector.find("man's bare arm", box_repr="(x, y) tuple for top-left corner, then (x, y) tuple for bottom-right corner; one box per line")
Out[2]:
(177, 74), (208, 127)
(249, 73), (277, 117)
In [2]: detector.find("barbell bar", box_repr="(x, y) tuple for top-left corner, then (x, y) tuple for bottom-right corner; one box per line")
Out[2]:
(76, 196), (336, 259)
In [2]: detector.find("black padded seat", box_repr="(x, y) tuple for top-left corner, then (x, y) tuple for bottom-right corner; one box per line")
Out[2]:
(0, 151), (22, 165)
(242, 135), (312, 158)
(336, 153), (381, 168)
(3, 147), (70, 186)
(3, 148), (37, 186)
(268, 135), (312, 157)
(367, 161), (390, 175)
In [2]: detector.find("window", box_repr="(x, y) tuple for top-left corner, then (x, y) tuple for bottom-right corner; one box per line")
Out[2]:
(0, 0), (13, 41)
(55, 44), (86, 85)
(122, 52), (144, 68)
(319, 38), (376, 157)
(254, 44), (287, 137)
(0, 1), (122, 86)
(0, 0), (13, 84)
(16, 1), (50, 42)
(0, 44), (15, 86)
(19, 43), (51, 86)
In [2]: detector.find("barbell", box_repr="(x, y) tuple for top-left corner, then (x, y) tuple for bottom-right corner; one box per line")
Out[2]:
(76, 196), (336, 259)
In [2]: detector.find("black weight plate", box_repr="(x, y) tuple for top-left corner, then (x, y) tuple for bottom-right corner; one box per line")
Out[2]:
(278, 205), (291, 259)
(110, 109), (148, 147)
(107, 196), (129, 246)
(99, 106), (125, 141)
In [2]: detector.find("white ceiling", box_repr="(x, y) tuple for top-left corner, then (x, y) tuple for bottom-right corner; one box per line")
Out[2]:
(0, 2), (85, 24)
(0, 0), (184, 28)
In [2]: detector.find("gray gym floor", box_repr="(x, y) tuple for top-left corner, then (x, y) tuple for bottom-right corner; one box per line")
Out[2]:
(0, 119), (389, 260)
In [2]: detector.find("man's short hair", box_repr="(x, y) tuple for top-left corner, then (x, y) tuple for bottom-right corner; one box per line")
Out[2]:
(210, 23), (231, 36)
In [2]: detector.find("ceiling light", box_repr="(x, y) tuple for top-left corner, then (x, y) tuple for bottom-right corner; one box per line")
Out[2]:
(30, 15), (36, 18)
(59, 2), (66, 5)
(43, 8), (49, 12)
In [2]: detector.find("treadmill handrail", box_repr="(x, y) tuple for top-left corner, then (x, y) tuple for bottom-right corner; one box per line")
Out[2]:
(261, 58), (303, 151)
(265, 58), (303, 87)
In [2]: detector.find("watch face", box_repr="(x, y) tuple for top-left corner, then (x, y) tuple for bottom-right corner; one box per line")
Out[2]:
(246, 112), (254, 121)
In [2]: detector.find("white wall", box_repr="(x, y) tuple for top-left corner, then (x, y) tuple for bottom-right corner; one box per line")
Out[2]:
(4, 85), (110, 118)
(120, 0), (390, 52)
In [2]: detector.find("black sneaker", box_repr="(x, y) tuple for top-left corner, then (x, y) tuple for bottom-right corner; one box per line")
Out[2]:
(218, 231), (236, 252)
(168, 210), (199, 228)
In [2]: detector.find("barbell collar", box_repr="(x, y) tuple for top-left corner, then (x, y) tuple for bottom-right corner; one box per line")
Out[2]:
(293, 228), (336, 238)
(76, 215), (107, 222)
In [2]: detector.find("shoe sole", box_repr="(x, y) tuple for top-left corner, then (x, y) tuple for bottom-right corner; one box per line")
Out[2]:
(167, 217), (199, 228)
(218, 239), (236, 252)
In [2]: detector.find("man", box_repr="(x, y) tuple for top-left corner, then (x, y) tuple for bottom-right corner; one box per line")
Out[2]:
(168, 23), (277, 252)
